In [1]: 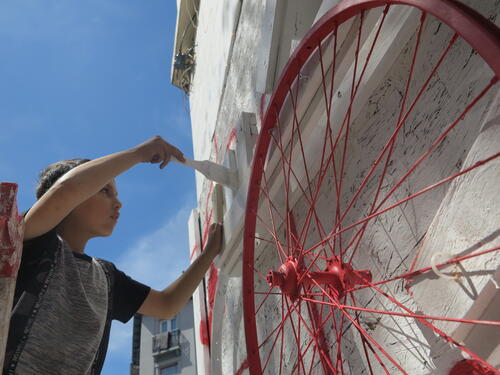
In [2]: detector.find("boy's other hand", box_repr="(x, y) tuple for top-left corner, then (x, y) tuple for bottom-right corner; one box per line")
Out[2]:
(205, 223), (223, 255)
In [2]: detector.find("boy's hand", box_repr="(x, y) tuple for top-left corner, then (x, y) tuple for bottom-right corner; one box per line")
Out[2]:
(132, 136), (185, 169)
(205, 223), (223, 255)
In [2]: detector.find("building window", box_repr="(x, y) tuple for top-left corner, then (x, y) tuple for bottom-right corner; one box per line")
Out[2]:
(159, 363), (178, 375)
(160, 317), (177, 333)
(160, 320), (169, 333)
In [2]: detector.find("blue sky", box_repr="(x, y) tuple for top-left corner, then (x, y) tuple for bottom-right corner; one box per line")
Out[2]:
(0, 1), (196, 373)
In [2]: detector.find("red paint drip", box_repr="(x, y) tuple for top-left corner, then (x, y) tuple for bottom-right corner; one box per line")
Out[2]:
(207, 264), (218, 308)
(195, 125), (227, 348)
(205, 183), (214, 211)
(226, 128), (236, 151)
(206, 264), (219, 343)
(201, 209), (213, 249)
(213, 134), (219, 163)
(196, 180), (215, 348)
(449, 359), (497, 375)
(199, 319), (210, 346)
(189, 244), (199, 260)
(190, 184), (213, 259)
(198, 265), (219, 348)
(0, 183), (24, 278)
(199, 183), (214, 250)
(235, 358), (249, 375)
(203, 184), (214, 221)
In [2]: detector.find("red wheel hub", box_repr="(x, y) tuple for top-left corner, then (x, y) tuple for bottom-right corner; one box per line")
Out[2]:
(267, 256), (372, 301)
(266, 257), (300, 301)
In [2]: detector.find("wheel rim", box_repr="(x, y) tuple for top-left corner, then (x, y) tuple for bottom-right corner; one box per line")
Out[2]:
(243, 1), (500, 374)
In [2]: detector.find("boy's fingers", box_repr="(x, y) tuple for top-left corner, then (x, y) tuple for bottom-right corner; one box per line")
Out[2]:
(169, 144), (185, 162)
(151, 154), (161, 164)
(210, 223), (223, 235)
(160, 150), (169, 169)
(173, 151), (185, 162)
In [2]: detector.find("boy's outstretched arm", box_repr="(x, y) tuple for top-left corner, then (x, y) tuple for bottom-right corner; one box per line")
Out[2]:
(24, 136), (184, 240)
(138, 223), (223, 320)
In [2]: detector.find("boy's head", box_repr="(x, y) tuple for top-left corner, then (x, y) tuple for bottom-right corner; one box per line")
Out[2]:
(36, 159), (122, 239)
(36, 158), (90, 199)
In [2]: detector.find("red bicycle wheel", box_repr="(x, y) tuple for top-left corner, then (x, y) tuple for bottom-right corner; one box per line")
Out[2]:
(243, 0), (500, 374)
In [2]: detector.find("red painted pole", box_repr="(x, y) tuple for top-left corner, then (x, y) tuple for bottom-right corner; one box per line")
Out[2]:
(0, 183), (24, 370)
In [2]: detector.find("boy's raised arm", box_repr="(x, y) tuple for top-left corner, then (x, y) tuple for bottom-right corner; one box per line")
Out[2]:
(24, 136), (184, 240)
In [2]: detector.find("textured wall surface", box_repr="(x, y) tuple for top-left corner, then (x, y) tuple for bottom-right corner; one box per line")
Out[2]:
(185, 0), (500, 373)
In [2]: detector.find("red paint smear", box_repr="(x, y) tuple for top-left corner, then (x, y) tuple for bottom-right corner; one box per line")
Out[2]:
(213, 134), (219, 163)
(189, 244), (199, 260)
(207, 264), (218, 308)
(195, 183), (215, 347)
(449, 359), (496, 375)
(205, 183), (214, 211)
(191, 203), (214, 261)
(0, 183), (23, 278)
(201, 209), (213, 249)
(195, 127), (225, 347)
(198, 265), (219, 348)
(199, 319), (210, 346)
(206, 264), (219, 345)
(226, 128), (236, 151)
(189, 191), (213, 260)
(0, 258), (18, 278)
(203, 184), (214, 233)
(197, 182), (214, 252)
(235, 358), (249, 375)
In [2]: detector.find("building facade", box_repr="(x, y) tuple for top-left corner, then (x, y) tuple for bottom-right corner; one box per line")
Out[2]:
(172, 0), (499, 374)
(131, 298), (197, 375)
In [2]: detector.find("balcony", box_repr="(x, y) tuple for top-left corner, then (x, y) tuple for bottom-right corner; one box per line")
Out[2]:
(152, 329), (181, 359)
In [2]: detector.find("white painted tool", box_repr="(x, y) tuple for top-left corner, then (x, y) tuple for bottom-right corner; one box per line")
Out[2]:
(211, 183), (225, 224)
(172, 157), (238, 190)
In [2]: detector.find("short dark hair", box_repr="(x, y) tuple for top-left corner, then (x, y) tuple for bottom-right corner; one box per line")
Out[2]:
(36, 158), (90, 199)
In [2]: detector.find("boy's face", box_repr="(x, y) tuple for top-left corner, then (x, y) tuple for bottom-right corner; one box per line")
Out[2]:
(66, 180), (122, 238)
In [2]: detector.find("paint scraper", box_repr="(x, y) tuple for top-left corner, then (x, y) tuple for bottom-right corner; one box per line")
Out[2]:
(172, 157), (238, 190)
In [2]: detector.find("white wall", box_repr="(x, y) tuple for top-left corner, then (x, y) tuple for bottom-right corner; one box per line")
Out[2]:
(189, 0), (242, 196)
(184, 0), (500, 373)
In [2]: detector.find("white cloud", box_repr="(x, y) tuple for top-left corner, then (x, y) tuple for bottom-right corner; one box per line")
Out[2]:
(116, 198), (194, 290)
(107, 198), (194, 355)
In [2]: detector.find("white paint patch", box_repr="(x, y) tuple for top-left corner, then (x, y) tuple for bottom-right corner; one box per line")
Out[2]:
(189, 0), (242, 164)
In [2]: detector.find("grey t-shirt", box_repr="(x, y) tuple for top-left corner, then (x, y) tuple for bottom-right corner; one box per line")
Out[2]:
(5, 231), (151, 375)
(16, 237), (108, 374)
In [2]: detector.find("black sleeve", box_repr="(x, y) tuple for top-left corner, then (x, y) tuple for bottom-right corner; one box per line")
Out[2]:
(21, 229), (59, 265)
(20, 208), (59, 266)
(15, 228), (59, 307)
(111, 265), (151, 323)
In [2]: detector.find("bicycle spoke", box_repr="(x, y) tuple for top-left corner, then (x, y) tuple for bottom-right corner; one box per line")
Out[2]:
(244, 2), (500, 373)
